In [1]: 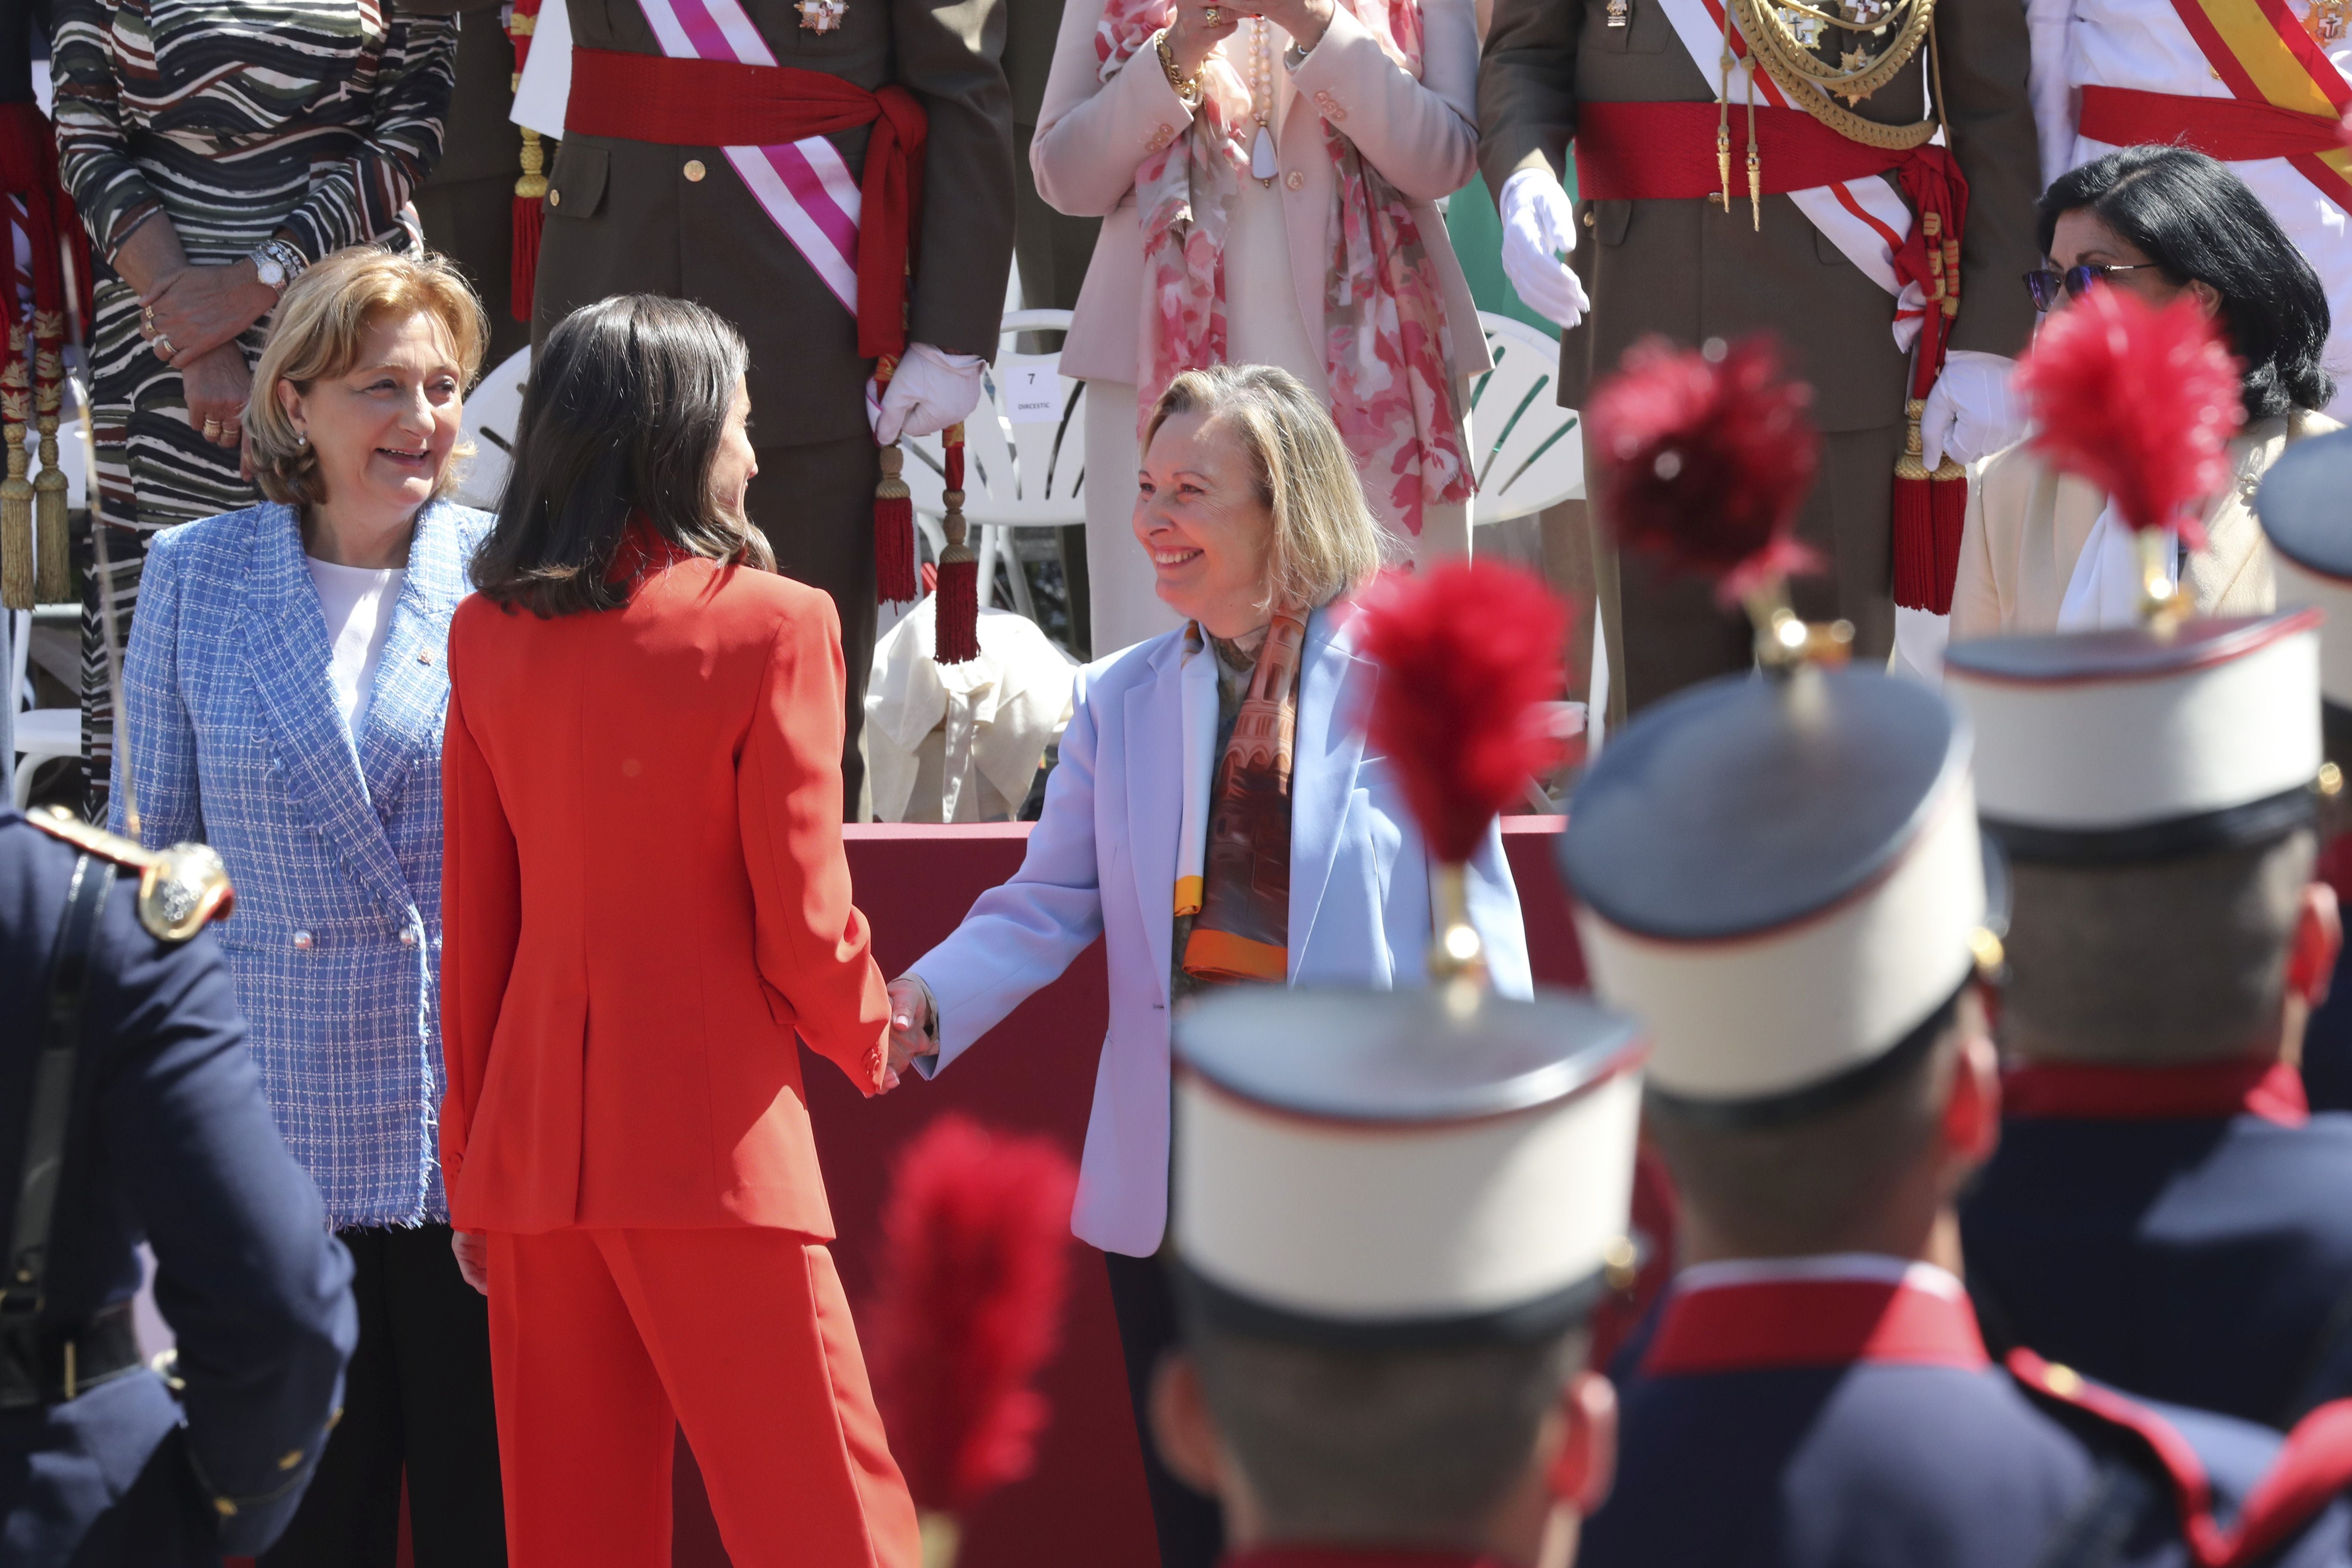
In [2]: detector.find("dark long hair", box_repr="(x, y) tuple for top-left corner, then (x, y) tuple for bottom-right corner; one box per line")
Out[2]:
(2038, 145), (2334, 420)
(471, 294), (773, 616)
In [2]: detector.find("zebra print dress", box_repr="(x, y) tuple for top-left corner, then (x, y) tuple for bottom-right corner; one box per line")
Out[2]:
(50, 0), (455, 814)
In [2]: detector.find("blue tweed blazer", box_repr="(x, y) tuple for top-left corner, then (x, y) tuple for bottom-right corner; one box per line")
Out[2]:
(112, 499), (492, 1228)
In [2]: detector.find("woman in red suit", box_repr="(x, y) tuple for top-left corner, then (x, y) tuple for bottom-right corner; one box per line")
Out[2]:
(438, 294), (920, 1568)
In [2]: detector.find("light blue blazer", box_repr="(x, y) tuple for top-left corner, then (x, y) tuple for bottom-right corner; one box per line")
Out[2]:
(908, 605), (1531, 1258)
(112, 500), (492, 1228)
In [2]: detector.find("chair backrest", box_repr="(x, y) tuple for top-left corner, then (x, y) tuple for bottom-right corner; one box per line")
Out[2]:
(1470, 314), (1585, 526)
(902, 310), (1089, 529)
(454, 345), (533, 511)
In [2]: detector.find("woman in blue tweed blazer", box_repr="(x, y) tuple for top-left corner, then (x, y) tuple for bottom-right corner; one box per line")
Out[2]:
(112, 250), (507, 1566)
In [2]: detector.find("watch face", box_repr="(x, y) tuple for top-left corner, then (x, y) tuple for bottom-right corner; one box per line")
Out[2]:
(256, 258), (285, 288)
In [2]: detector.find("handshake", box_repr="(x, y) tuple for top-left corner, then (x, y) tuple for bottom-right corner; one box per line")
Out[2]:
(881, 974), (940, 1093)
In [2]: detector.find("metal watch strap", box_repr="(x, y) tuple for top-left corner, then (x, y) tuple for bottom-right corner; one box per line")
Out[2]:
(0, 854), (113, 1410)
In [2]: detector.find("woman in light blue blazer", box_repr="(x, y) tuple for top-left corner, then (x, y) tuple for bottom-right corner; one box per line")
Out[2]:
(885, 364), (1529, 1568)
(113, 249), (506, 1566)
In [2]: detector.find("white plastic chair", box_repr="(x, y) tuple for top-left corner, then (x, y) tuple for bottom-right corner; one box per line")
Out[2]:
(900, 309), (1088, 617)
(11, 607), (77, 809)
(454, 345), (532, 511)
(1470, 314), (1584, 525)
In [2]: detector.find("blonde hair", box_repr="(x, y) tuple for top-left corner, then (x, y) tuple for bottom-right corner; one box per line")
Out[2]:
(247, 246), (488, 508)
(1145, 364), (1395, 612)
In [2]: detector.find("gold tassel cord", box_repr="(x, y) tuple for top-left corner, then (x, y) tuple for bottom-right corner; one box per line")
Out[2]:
(1, 326), (31, 612)
(34, 318), (66, 603)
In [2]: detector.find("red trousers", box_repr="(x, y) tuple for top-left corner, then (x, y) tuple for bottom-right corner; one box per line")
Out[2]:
(486, 1228), (921, 1568)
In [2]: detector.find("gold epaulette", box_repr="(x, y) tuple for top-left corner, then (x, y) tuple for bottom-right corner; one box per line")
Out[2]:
(27, 805), (236, 942)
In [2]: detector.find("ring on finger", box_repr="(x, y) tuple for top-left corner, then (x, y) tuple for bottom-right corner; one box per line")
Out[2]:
(141, 305), (155, 332)
(202, 418), (221, 437)
(154, 334), (175, 360)
(1204, 6), (1221, 21)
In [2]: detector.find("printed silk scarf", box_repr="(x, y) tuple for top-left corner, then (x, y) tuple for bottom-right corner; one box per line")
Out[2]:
(1175, 612), (1308, 983)
(1094, 0), (1471, 536)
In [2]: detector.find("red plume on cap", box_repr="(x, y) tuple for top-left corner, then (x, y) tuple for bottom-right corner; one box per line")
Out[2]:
(2014, 284), (2244, 549)
(867, 1115), (1081, 1518)
(1354, 560), (1570, 865)
(1585, 335), (1824, 607)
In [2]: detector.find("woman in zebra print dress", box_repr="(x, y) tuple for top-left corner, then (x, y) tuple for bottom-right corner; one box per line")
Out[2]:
(52, 0), (457, 816)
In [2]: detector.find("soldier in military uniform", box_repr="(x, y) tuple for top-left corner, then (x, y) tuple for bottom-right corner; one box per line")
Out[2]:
(529, 0), (1016, 803)
(1149, 976), (1643, 1568)
(1945, 546), (2352, 1428)
(0, 802), (356, 1566)
(1559, 628), (2352, 1564)
(2257, 428), (2352, 1112)
(1477, 0), (2043, 714)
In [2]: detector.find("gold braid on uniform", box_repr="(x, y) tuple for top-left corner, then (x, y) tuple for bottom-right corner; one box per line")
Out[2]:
(1726, 0), (1940, 148)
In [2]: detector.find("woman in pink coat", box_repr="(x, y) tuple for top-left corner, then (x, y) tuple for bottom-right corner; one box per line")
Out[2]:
(1032, 0), (1488, 653)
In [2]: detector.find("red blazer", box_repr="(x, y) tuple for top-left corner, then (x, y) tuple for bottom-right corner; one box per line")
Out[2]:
(439, 544), (888, 1236)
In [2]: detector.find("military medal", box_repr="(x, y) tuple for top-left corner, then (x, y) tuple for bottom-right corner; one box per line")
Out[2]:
(1606, 0), (1630, 27)
(2306, 0), (2345, 46)
(1779, 6), (1824, 46)
(796, 0), (845, 31)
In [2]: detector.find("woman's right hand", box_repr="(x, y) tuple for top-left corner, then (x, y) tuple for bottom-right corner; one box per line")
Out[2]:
(1166, 0), (1240, 81)
(886, 974), (937, 1078)
(180, 343), (251, 450)
(451, 1230), (490, 1296)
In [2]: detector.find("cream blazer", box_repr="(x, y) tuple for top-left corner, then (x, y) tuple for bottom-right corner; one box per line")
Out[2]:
(1031, 0), (1493, 388)
(1950, 411), (2341, 642)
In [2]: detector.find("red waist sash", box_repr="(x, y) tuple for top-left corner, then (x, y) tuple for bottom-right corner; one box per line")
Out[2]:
(1575, 100), (1921, 199)
(564, 47), (927, 360)
(2079, 83), (2342, 163)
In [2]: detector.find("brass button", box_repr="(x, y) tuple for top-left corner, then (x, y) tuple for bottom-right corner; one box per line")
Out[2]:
(1583, 209), (1596, 227)
(547, 187), (561, 208)
(684, 159), (707, 182)
(1285, 170), (1304, 191)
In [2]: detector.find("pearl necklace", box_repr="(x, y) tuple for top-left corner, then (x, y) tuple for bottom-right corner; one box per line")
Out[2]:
(1247, 19), (1277, 185)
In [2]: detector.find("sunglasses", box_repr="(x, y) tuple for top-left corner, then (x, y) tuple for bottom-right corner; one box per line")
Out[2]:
(2024, 262), (2168, 312)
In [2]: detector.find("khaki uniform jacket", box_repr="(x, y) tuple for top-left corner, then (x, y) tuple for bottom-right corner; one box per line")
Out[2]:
(1949, 411), (2341, 641)
(1476, 0), (2043, 432)
(533, 0), (1016, 446)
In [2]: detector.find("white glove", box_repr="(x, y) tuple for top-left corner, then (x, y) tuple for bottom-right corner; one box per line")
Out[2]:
(869, 342), (986, 446)
(1919, 349), (2025, 472)
(1499, 167), (1592, 332)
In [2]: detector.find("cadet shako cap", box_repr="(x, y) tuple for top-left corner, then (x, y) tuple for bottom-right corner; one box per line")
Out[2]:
(2255, 429), (2352, 726)
(1945, 614), (2321, 862)
(1171, 986), (1645, 1348)
(1560, 668), (1987, 1119)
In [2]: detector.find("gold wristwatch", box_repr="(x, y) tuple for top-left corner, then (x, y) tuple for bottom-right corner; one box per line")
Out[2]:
(1155, 28), (1204, 108)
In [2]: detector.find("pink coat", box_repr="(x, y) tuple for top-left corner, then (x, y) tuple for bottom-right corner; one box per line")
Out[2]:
(1031, 0), (1494, 389)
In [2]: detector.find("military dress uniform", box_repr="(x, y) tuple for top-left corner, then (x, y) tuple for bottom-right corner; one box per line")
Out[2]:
(1558, 648), (2352, 1566)
(1477, 0), (2043, 713)
(530, 0), (1016, 802)
(2257, 428), (2352, 1112)
(1946, 612), (2352, 1430)
(0, 805), (356, 1567)
(1168, 973), (1646, 1568)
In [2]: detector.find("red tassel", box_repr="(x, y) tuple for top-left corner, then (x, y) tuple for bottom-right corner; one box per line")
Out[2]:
(935, 555), (980, 664)
(1929, 462), (1968, 617)
(934, 422), (980, 663)
(875, 444), (919, 603)
(510, 192), (542, 324)
(1891, 470), (1936, 611)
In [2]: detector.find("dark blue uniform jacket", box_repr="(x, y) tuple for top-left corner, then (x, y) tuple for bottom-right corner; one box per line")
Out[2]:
(1583, 1267), (2352, 1568)
(1963, 1087), (2352, 1429)
(0, 807), (357, 1566)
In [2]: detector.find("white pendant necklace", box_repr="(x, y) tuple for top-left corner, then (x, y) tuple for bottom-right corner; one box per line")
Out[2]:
(1248, 19), (1278, 184)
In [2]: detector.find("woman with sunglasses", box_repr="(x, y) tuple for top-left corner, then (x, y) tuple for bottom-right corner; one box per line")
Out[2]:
(1952, 145), (2337, 640)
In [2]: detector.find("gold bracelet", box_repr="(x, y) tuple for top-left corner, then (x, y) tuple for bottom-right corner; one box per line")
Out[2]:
(1155, 28), (1203, 108)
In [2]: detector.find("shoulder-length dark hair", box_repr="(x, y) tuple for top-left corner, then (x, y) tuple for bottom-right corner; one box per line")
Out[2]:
(2038, 145), (2334, 420)
(471, 294), (774, 616)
